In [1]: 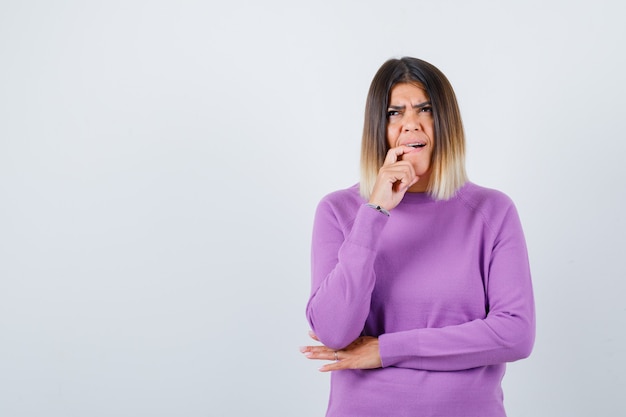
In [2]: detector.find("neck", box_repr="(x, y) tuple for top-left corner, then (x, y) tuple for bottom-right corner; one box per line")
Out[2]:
(407, 172), (431, 193)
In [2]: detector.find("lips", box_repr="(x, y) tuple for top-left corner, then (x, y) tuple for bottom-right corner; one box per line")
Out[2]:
(406, 142), (426, 148)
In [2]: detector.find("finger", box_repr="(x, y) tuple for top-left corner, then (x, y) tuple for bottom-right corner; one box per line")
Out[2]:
(379, 165), (416, 189)
(408, 175), (419, 188)
(300, 345), (337, 361)
(380, 159), (416, 177)
(395, 172), (418, 191)
(308, 330), (320, 341)
(300, 345), (329, 355)
(383, 146), (413, 166)
(319, 357), (348, 372)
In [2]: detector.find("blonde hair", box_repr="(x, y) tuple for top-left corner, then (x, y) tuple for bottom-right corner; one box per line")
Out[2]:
(360, 57), (468, 201)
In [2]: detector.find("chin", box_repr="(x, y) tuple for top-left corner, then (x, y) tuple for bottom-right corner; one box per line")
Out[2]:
(410, 162), (431, 176)
(414, 167), (432, 180)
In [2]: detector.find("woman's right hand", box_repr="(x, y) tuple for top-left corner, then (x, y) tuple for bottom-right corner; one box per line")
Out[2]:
(368, 146), (419, 211)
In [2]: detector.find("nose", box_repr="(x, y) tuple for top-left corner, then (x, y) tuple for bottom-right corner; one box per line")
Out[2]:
(403, 112), (420, 131)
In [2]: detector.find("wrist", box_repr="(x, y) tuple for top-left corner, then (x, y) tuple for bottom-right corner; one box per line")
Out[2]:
(365, 203), (390, 216)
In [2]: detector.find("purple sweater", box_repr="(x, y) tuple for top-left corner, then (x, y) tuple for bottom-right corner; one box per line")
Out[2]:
(306, 182), (535, 417)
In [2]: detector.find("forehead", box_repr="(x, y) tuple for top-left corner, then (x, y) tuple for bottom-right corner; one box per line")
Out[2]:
(389, 82), (429, 103)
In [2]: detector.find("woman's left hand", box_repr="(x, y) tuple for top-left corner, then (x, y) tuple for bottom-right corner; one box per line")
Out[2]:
(300, 331), (382, 372)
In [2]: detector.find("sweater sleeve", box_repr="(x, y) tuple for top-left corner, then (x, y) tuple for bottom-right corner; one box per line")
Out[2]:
(378, 202), (535, 371)
(306, 198), (389, 350)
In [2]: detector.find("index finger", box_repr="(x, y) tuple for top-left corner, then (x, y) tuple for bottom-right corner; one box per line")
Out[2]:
(383, 146), (412, 166)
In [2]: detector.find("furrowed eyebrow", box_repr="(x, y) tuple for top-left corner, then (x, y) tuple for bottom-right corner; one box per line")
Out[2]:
(387, 101), (432, 110)
(413, 101), (432, 109)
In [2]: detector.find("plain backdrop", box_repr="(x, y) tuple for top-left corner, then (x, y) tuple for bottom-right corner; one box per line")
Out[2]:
(1, 1), (625, 416)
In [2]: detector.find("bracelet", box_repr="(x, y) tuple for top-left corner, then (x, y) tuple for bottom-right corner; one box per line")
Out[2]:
(366, 203), (390, 216)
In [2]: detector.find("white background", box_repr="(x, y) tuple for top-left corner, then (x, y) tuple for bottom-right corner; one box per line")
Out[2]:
(1, 1), (625, 416)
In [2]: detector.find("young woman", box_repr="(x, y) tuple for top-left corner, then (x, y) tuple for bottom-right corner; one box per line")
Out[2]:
(301, 57), (535, 417)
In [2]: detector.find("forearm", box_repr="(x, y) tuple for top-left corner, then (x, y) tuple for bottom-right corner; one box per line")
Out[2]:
(306, 203), (388, 350)
(379, 310), (535, 371)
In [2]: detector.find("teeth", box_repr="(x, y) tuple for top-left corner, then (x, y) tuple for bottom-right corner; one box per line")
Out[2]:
(407, 143), (425, 148)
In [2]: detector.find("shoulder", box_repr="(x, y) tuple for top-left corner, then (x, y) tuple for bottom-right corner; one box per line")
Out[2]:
(318, 183), (364, 208)
(457, 182), (515, 210)
(315, 183), (365, 225)
(456, 182), (520, 233)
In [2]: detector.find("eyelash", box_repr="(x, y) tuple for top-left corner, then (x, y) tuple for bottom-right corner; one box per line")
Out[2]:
(387, 106), (432, 118)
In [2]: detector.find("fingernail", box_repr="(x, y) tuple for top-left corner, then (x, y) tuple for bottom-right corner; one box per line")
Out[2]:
(298, 346), (307, 353)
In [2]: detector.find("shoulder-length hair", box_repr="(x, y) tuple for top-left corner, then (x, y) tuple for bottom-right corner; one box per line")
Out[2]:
(360, 57), (468, 201)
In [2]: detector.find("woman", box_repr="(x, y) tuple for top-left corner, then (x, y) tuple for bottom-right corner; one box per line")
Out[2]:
(300, 57), (535, 416)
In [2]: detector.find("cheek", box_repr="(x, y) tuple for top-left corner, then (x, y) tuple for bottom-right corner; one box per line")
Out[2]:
(426, 122), (435, 137)
(386, 126), (398, 147)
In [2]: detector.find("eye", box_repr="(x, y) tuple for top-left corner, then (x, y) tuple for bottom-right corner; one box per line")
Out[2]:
(420, 105), (433, 113)
(387, 110), (400, 118)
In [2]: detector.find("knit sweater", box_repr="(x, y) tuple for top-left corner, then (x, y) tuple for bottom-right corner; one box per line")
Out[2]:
(306, 182), (535, 417)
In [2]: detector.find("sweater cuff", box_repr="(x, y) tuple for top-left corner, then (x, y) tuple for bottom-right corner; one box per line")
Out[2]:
(379, 331), (420, 368)
(345, 204), (389, 251)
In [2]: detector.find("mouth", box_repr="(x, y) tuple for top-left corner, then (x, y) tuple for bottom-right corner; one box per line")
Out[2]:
(406, 142), (426, 148)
